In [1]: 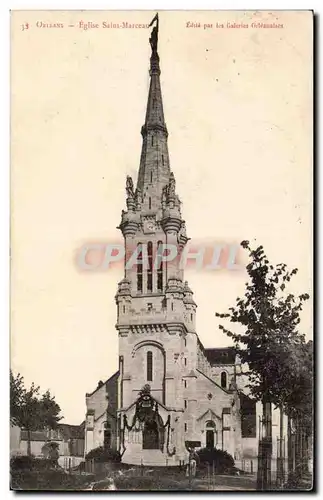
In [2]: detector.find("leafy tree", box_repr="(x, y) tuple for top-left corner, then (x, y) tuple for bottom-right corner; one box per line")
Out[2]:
(10, 371), (25, 426)
(215, 241), (310, 412)
(10, 371), (62, 456)
(284, 340), (313, 476)
(215, 241), (311, 485)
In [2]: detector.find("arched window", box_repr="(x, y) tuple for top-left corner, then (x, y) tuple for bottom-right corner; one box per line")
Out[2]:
(137, 243), (143, 293)
(147, 241), (153, 292)
(221, 371), (227, 389)
(147, 351), (153, 381)
(149, 197), (152, 210)
(157, 241), (163, 292)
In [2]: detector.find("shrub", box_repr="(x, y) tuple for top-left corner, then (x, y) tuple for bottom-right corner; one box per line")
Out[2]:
(85, 446), (121, 463)
(10, 455), (55, 475)
(197, 447), (235, 474)
(10, 455), (35, 471)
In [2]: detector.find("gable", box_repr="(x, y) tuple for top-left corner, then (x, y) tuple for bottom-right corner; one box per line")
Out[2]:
(196, 409), (222, 422)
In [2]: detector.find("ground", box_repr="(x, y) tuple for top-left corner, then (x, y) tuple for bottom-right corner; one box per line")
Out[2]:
(10, 463), (256, 491)
(11, 462), (313, 491)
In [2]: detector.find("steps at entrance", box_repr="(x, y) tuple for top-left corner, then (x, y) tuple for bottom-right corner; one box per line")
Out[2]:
(122, 448), (178, 467)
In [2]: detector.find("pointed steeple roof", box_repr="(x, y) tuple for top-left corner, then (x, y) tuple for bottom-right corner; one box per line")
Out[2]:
(136, 15), (171, 207)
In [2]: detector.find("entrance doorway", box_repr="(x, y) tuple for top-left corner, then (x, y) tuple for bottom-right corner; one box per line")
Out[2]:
(143, 420), (159, 449)
(206, 429), (214, 448)
(205, 420), (216, 449)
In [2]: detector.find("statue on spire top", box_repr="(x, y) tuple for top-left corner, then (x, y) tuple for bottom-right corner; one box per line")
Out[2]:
(149, 13), (159, 53)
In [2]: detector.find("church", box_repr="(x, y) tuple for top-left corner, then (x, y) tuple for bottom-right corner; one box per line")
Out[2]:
(84, 16), (266, 467)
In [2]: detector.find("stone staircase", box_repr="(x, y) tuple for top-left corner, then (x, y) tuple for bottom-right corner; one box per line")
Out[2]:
(122, 448), (178, 467)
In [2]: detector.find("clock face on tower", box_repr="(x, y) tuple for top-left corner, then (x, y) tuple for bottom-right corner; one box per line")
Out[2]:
(143, 219), (156, 234)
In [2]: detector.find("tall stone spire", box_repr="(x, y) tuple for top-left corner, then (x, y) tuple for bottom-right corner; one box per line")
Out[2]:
(136, 14), (171, 212)
(119, 14), (186, 252)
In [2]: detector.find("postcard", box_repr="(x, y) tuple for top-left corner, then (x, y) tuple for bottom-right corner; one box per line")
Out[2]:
(10, 10), (313, 491)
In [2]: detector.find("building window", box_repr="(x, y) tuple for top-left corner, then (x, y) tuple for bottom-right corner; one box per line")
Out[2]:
(184, 338), (187, 347)
(150, 171), (153, 183)
(171, 302), (174, 311)
(184, 358), (187, 366)
(147, 351), (153, 381)
(119, 356), (124, 406)
(162, 154), (164, 165)
(157, 241), (163, 292)
(123, 305), (125, 314)
(152, 135), (154, 146)
(149, 197), (152, 210)
(147, 241), (153, 292)
(104, 421), (112, 449)
(184, 380), (187, 388)
(184, 423), (187, 432)
(221, 371), (227, 389)
(190, 313), (193, 321)
(137, 243), (143, 293)
(184, 400), (187, 409)
(147, 302), (152, 311)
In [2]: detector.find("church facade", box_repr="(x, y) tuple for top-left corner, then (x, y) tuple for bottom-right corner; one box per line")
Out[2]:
(84, 18), (265, 467)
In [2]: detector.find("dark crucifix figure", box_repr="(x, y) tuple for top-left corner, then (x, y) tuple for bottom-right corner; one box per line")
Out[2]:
(149, 13), (159, 53)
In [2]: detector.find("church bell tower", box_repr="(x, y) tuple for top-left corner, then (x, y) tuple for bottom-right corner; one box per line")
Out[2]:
(115, 15), (199, 464)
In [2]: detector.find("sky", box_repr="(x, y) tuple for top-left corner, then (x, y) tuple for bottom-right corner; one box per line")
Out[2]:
(11, 10), (312, 424)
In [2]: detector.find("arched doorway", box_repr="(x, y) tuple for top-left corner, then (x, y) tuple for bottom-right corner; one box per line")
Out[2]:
(205, 420), (217, 449)
(206, 429), (214, 448)
(143, 419), (159, 449)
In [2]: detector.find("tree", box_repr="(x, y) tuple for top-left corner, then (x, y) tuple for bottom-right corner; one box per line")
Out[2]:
(284, 340), (313, 477)
(215, 241), (310, 411)
(10, 371), (25, 426)
(215, 241), (311, 487)
(10, 371), (63, 456)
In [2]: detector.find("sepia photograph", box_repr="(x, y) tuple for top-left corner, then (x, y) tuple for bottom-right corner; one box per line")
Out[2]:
(10, 10), (313, 491)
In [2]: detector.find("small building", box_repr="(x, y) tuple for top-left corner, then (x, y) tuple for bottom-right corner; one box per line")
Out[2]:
(11, 423), (85, 469)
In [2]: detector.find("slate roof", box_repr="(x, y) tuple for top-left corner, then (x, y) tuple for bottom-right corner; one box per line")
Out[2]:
(85, 371), (119, 398)
(204, 347), (236, 365)
(57, 423), (84, 440)
(20, 430), (47, 442)
(20, 423), (84, 442)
